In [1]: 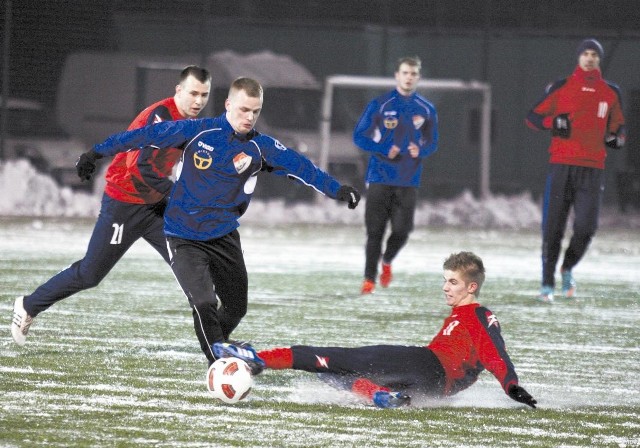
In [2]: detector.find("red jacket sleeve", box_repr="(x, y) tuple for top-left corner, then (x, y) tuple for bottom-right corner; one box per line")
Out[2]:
(525, 79), (566, 130)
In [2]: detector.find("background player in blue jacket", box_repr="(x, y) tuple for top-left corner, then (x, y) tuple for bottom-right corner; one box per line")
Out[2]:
(354, 56), (438, 295)
(75, 77), (361, 368)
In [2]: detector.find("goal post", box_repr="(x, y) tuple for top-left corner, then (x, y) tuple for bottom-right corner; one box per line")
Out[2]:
(319, 75), (492, 199)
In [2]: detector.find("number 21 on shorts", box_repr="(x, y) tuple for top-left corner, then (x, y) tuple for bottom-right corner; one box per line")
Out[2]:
(111, 223), (124, 244)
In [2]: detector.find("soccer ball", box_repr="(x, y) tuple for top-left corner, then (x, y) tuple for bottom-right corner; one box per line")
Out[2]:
(206, 357), (254, 404)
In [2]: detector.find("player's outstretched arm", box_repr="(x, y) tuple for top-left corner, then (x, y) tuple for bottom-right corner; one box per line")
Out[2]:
(258, 134), (361, 208)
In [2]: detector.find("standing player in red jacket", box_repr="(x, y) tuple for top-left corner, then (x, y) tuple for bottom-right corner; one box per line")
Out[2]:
(526, 38), (626, 303)
(11, 65), (211, 345)
(214, 252), (537, 409)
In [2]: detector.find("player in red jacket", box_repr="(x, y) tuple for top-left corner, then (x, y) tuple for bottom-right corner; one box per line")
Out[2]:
(526, 38), (626, 303)
(214, 252), (537, 409)
(12, 66), (211, 346)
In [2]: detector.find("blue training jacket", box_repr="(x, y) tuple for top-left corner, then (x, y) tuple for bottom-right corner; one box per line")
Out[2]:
(93, 113), (342, 241)
(353, 89), (438, 187)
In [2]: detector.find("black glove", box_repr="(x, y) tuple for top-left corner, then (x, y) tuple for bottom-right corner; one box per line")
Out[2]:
(551, 113), (571, 138)
(605, 133), (625, 150)
(508, 384), (537, 409)
(336, 185), (361, 209)
(75, 150), (103, 181)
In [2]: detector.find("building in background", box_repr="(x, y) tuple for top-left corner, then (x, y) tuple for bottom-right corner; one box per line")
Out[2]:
(2, 0), (639, 207)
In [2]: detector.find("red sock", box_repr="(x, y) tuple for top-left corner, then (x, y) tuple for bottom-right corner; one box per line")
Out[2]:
(351, 378), (388, 400)
(257, 347), (293, 369)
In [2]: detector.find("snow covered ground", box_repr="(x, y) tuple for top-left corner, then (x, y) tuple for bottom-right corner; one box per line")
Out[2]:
(1, 159), (639, 447)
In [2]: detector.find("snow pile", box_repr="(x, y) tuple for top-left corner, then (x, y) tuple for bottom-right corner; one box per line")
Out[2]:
(1, 158), (638, 229)
(414, 190), (542, 229)
(0, 159), (99, 217)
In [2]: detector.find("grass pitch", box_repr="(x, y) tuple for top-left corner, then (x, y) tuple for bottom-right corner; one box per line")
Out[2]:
(1, 218), (639, 447)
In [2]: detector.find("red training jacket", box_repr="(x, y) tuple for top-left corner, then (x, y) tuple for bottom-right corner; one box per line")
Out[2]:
(526, 65), (626, 169)
(427, 303), (519, 396)
(104, 97), (185, 204)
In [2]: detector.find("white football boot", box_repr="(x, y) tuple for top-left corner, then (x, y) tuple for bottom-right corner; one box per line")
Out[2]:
(11, 296), (34, 346)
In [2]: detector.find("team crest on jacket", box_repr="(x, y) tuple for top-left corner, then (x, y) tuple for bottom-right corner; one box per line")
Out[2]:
(383, 118), (398, 129)
(412, 115), (425, 129)
(233, 152), (252, 174)
(383, 111), (398, 129)
(193, 150), (212, 170)
(273, 138), (286, 151)
(485, 311), (499, 328)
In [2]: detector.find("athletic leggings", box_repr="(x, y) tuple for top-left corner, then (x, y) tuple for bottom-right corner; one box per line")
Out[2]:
(291, 344), (446, 397)
(541, 164), (603, 287)
(364, 184), (417, 281)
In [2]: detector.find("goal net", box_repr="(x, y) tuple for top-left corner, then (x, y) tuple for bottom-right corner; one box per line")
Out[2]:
(319, 76), (492, 199)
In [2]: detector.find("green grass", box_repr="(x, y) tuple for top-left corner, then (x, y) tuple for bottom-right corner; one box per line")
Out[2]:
(1, 218), (639, 447)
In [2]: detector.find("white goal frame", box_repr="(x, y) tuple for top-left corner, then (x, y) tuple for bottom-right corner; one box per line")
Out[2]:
(319, 75), (492, 198)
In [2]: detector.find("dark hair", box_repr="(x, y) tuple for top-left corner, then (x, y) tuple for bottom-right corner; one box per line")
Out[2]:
(180, 65), (211, 84)
(229, 77), (263, 98)
(395, 56), (422, 73)
(443, 251), (486, 295)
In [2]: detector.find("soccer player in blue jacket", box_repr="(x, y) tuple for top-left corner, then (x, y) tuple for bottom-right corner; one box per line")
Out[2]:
(354, 56), (438, 294)
(75, 77), (361, 366)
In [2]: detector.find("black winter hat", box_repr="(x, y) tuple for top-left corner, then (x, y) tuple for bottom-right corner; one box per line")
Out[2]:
(576, 38), (604, 59)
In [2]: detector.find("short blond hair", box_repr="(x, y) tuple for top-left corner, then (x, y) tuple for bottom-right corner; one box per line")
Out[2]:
(229, 77), (263, 99)
(395, 56), (422, 73)
(443, 251), (485, 296)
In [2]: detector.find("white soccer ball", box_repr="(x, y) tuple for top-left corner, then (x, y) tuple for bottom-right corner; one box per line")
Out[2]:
(206, 357), (254, 404)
